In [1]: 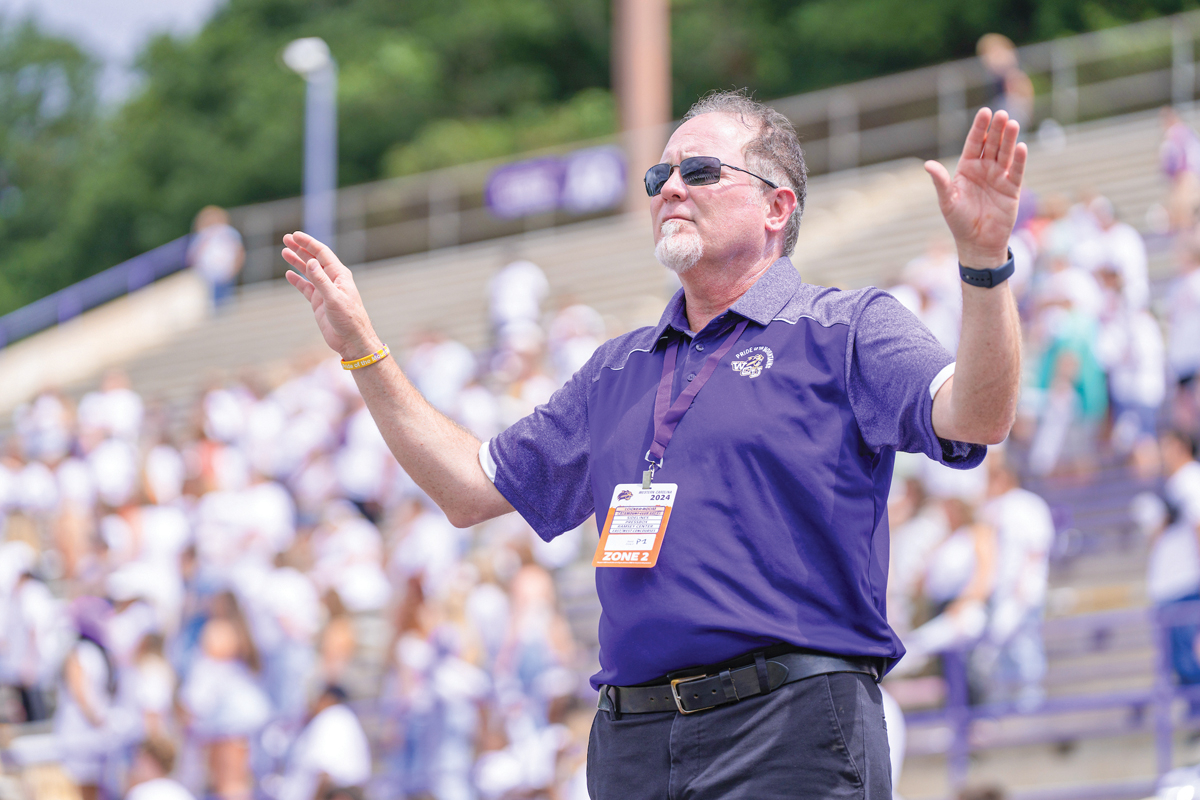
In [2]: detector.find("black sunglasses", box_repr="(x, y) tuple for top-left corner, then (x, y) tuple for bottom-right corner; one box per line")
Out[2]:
(644, 156), (779, 197)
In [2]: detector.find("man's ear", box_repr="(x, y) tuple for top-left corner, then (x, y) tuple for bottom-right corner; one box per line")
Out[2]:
(765, 186), (798, 234)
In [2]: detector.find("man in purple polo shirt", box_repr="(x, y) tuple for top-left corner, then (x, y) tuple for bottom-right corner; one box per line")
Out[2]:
(282, 90), (1024, 797)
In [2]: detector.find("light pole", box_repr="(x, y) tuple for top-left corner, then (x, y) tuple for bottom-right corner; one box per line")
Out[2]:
(283, 37), (338, 248)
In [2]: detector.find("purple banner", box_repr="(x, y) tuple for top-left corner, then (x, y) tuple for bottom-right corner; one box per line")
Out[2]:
(485, 146), (625, 220)
(484, 157), (564, 220)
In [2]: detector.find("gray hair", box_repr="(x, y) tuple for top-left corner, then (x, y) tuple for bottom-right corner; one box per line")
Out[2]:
(681, 89), (807, 257)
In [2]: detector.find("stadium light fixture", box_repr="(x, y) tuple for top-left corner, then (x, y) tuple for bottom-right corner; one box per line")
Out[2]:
(284, 37), (338, 249)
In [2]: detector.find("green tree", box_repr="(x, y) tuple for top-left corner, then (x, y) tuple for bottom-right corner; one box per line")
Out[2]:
(0, 20), (96, 313)
(5, 0), (1200, 318)
(1, 0), (614, 318)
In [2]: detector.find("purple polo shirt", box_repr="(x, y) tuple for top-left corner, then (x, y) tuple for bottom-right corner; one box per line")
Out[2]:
(488, 258), (984, 688)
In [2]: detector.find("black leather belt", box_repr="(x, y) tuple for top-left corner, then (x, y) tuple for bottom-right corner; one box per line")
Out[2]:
(598, 650), (882, 716)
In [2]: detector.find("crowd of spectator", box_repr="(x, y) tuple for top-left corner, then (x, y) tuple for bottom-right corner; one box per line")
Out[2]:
(7, 109), (1200, 800)
(881, 109), (1200, 778)
(0, 257), (614, 800)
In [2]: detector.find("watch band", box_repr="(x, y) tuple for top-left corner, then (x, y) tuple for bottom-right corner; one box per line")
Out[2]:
(959, 248), (1015, 288)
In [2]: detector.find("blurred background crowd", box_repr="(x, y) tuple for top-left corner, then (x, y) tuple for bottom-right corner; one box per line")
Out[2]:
(0, 247), (610, 800)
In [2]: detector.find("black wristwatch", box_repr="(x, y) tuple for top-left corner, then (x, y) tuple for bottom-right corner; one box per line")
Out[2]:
(959, 248), (1015, 288)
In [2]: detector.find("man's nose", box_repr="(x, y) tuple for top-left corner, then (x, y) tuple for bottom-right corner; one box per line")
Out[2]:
(659, 165), (688, 201)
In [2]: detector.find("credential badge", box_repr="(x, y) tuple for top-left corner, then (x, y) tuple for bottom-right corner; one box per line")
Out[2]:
(730, 345), (774, 379)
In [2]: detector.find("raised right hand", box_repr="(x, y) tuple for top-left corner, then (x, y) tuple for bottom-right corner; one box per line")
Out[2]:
(283, 231), (381, 360)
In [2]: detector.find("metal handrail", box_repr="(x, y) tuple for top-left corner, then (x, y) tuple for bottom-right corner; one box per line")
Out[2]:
(0, 236), (190, 348)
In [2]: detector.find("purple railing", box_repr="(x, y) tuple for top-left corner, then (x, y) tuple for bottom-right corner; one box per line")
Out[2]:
(0, 236), (191, 349)
(904, 600), (1200, 798)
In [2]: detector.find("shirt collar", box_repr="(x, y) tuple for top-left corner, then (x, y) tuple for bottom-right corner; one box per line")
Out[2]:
(651, 257), (801, 342)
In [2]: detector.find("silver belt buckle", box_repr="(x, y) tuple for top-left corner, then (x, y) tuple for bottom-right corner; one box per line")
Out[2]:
(670, 674), (708, 715)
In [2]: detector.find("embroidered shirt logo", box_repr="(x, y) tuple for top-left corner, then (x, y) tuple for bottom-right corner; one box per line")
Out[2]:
(730, 346), (774, 379)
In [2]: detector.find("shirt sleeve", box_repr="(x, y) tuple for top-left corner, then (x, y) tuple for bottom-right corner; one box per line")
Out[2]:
(489, 364), (596, 542)
(846, 289), (986, 469)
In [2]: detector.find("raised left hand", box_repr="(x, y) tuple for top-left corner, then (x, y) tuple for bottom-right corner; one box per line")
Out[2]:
(925, 108), (1027, 269)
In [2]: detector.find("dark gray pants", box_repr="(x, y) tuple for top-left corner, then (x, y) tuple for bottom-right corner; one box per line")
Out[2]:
(587, 672), (891, 799)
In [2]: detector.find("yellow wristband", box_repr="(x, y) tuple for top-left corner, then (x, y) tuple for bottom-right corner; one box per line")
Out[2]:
(341, 344), (391, 371)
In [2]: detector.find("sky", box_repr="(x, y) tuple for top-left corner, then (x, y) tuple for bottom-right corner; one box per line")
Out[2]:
(0, 0), (224, 102)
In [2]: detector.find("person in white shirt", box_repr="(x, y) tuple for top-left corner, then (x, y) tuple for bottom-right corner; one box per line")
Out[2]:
(179, 603), (270, 800)
(547, 302), (606, 386)
(252, 558), (321, 726)
(89, 438), (140, 510)
(144, 442), (187, 506)
(128, 634), (176, 738)
(898, 239), (963, 355)
(277, 685), (372, 800)
(1159, 106), (1200, 231)
(1168, 235), (1200, 434)
(78, 371), (144, 444)
(1089, 196), (1150, 312)
(1094, 262), (1167, 466)
(1146, 429), (1200, 703)
(125, 734), (195, 800)
(311, 502), (390, 614)
(895, 494), (997, 674)
(55, 598), (117, 800)
(488, 259), (549, 341)
(335, 400), (396, 520)
(885, 470), (949, 640)
(13, 390), (73, 465)
(406, 332), (478, 418)
(187, 206), (244, 308)
(3, 571), (62, 722)
(974, 452), (1056, 709)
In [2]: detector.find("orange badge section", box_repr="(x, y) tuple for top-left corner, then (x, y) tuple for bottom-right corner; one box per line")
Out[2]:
(592, 483), (676, 568)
